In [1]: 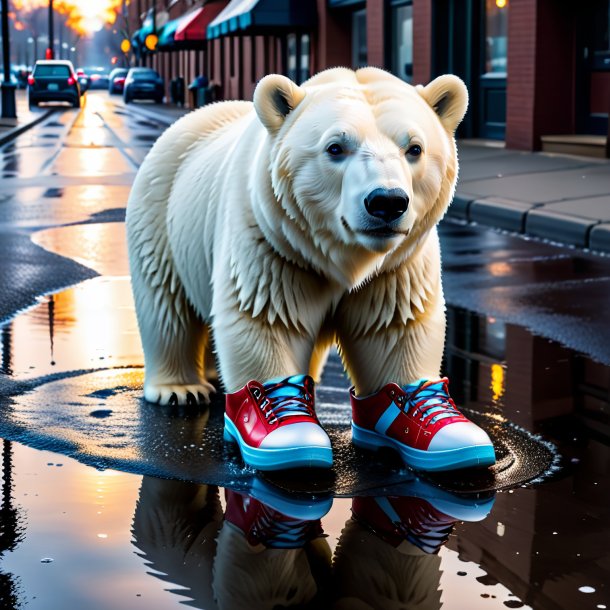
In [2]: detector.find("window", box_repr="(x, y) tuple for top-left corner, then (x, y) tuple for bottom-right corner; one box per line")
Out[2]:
(287, 33), (297, 82)
(391, 3), (413, 82)
(300, 34), (310, 83)
(592, 0), (610, 70)
(352, 9), (367, 68)
(34, 64), (70, 77)
(484, 0), (508, 75)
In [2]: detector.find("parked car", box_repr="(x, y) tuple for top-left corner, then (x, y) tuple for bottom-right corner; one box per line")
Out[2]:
(123, 68), (164, 104)
(108, 68), (128, 94)
(27, 60), (80, 108)
(82, 66), (110, 90)
(76, 68), (90, 93)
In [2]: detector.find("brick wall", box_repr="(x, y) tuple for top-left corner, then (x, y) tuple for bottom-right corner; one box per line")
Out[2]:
(314, 0), (351, 71)
(413, 0), (432, 84)
(366, 0), (385, 68)
(506, 0), (576, 150)
(505, 0), (537, 149)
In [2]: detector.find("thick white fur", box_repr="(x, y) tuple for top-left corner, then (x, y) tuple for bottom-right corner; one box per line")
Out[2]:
(126, 67), (468, 405)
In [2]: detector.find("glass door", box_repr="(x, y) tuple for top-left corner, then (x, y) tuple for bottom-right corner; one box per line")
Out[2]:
(478, 0), (508, 139)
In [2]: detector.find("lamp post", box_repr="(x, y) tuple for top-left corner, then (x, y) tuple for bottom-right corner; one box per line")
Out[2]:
(1, 0), (17, 119)
(46, 0), (54, 60)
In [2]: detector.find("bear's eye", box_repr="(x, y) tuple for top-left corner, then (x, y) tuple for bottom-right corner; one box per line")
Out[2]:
(327, 143), (344, 157)
(407, 144), (422, 158)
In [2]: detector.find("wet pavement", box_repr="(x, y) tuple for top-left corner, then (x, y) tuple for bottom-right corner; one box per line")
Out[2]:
(0, 92), (609, 609)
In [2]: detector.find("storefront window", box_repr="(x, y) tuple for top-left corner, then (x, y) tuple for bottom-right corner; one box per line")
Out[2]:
(287, 34), (297, 82)
(484, 0), (508, 75)
(391, 3), (413, 82)
(592, 0), (610, 69)
(300, 35), (311, 83)
(352, 9), (367, 68)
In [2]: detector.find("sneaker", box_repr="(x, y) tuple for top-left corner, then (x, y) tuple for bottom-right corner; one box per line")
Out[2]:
(351, 481), (495, 554)
(224, 488), (326, 549)
(224, 374), (333, 471)
(350, 377), (495, 471)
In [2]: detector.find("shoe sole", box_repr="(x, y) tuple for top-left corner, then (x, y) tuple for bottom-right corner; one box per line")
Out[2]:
(248, 478), (333, 520)
(352, 423), (496, 472)
(224, 415), (333, 471)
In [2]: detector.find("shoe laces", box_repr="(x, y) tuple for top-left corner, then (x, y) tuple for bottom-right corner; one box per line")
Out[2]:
(250, 503), (323, 549)
(391, 499), (456, 554)
(402, 378), (460, 427)
(260, 375), (316, 425)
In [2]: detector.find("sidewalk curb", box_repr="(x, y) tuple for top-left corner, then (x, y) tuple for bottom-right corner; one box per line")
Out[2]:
(0, 108), (56, 148)
(448, 191), (610, 255)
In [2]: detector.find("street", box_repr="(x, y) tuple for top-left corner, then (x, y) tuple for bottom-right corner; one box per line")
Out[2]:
(0, 92), (608, 609)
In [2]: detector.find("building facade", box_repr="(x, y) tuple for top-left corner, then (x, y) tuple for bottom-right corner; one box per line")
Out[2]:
(127, 0), (610, 155)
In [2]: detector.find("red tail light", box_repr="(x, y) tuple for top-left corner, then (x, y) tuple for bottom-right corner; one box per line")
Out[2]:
(27, 75), (35, 85)
(67, 76), (76, 86)
(115, 77), (125, 85)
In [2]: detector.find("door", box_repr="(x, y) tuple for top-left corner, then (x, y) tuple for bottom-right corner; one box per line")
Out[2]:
(432, 0), (507, 140)
(478, 0), (508, 139)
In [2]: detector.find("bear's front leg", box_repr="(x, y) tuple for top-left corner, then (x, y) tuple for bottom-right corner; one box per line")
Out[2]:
(336, 263), (495, 472)
(212, 287), (333, 471)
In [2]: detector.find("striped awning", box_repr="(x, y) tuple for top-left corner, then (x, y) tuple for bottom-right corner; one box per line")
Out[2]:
(174, 3), (226, 41)
(207, 0), (316, 39)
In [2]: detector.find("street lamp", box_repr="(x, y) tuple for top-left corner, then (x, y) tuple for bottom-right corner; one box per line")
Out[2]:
(1, 0), (17, 118)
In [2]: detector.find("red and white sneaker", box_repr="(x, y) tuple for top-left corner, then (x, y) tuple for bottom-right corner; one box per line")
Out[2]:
(224, 374), (333, 471)
(351, 480), (495, 554)
(350, 378), (495, 471)
(224, 488), (327, 549)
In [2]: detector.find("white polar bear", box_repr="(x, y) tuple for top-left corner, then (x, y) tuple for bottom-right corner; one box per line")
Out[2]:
(126, 67), (468, 406)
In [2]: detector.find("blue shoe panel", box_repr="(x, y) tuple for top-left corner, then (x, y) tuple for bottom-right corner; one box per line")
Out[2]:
(352, 423), (496, 472)
(224, 415), (333, 471)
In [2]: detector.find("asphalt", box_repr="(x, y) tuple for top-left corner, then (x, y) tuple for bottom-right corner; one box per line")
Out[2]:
(117, 100), (610, 256)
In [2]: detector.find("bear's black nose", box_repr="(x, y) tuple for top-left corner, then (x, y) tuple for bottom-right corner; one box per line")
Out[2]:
(364, 188), (409, 223)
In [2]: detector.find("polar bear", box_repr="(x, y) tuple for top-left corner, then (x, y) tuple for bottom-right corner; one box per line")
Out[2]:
(127, 67), (494, 471)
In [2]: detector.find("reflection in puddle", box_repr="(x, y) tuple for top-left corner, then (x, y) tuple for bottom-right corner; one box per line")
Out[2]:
(0, 441), (521, 610)
(33, 222), (128, 276)
(1, 277), (141, 378)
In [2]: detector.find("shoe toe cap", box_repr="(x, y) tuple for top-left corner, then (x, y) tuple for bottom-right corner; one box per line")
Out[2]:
(259, 422), (331, 449)
(428, 421), (493, 452)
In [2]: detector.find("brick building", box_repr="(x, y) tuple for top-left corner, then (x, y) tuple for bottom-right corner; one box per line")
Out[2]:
(127, 0), (610, 155)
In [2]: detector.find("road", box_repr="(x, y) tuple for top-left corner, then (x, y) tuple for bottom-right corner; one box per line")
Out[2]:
(0, 92), (608, 610)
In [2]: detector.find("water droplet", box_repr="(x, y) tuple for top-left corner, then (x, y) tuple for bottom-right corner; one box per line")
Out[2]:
(578, 586), (595, 593)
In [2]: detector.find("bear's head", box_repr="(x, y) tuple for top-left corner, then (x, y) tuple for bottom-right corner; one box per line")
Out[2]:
(253, 67), (468, 288)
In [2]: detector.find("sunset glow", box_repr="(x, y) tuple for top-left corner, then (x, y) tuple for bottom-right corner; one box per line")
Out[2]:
(11, 0), (124, 36)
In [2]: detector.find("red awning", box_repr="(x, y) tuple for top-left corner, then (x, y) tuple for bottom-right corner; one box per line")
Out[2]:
(174, 3), (226, 41)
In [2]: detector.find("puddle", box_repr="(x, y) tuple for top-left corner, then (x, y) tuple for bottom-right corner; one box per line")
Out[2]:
(0, 440), (537, 610)
(0, 283), (608, 608)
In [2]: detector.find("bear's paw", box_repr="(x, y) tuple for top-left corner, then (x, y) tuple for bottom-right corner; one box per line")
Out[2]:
(143, 381), (216, 406)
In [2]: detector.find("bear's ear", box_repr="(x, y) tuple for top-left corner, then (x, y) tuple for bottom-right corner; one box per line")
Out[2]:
(254, 74), (306, 134)
(417, 74), (468, 133)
